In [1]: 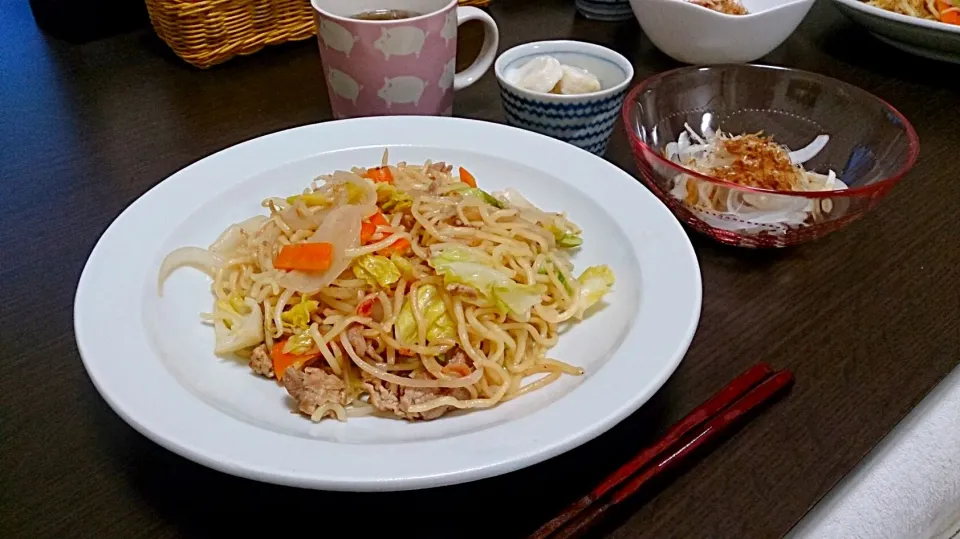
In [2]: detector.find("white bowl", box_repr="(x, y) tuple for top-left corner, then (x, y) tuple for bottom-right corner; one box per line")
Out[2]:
(628, 0), (815, 64)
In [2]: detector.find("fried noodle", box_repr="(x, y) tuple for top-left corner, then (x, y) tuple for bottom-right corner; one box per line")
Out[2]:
(158, 152), (615, 422)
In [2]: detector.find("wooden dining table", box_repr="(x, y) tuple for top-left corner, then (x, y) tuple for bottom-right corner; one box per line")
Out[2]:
(2, 0), (958, 537)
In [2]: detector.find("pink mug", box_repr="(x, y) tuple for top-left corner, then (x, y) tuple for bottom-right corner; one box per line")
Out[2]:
(311, 0), (500, 119)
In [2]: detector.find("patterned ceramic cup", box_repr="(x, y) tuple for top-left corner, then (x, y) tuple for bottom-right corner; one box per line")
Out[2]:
(575, 0), (634, 21)
(311, 0), (499, 119)
(495, 40), (634, 156)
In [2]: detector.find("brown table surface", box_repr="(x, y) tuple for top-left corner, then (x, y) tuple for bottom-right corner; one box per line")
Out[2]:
(2, 0), (958, 537)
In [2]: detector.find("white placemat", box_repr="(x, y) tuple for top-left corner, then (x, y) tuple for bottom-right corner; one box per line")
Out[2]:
(788, 365), (960, 539)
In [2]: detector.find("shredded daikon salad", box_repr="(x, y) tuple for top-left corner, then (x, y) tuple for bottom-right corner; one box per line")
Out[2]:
(664, 124), (847, 233)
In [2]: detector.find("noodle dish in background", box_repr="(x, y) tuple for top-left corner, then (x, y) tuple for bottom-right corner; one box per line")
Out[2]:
(831, 0), (960, 62)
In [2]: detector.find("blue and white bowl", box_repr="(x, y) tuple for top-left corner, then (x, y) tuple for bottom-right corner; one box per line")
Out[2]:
(495, 40), (634, 156)
(575, 0), (634, 21)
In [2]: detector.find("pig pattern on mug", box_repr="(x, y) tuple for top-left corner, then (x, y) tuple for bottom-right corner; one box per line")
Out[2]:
(378, 76), (428, 108)
(315, 9), (460, 117)
(328, 69), (362, 105)
(438, 58), (455, 94)
(319, 19), (359, 57)
(373, 26), (429, 60)
(440, 10), (457, 46)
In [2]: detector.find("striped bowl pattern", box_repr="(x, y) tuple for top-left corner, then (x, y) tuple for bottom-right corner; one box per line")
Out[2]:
(499, 82), (629, 156)
(575, 0), (634, 21)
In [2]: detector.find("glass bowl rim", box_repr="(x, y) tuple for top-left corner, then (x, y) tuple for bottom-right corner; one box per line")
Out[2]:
(621, 64), (921, 199)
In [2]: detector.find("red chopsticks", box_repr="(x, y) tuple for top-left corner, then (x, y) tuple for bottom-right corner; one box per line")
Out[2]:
(530, 362), (794, 539)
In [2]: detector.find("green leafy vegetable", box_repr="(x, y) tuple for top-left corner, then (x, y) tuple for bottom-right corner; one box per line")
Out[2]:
(216, 293), (251, 321)
(547, 218), (583, 248)
(285, 193), (330, 206)
(430, 246), (543, 320)
(281, 295), (320, 329)
(376, 183), (413, 212)
(211, 296), (264, 354)
(394, 284), (456, 345)
(461, 188), (505, 209)
(430, 247), (509, 290)
(576, 265), (615, 317)
(431, 245), (491, 264)
(282, 331), (316, 355)
(391, 253), (414, 279)
(352, 255), (401, 288)
(556, 233), (583, 248)
(491, 283), (544, 322)
(346, 182), (368, 204)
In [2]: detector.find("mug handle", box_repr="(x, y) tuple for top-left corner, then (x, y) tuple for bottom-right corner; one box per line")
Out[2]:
(453, 7), (499, 91)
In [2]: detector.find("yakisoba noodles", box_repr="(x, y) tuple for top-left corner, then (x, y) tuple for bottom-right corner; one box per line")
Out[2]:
(865, 0), (959, 24)
(157, 152), (614, 422)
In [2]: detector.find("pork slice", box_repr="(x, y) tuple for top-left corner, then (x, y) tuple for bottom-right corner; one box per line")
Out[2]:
(283, 366), (347, 417)
(248, 344), (274, 378)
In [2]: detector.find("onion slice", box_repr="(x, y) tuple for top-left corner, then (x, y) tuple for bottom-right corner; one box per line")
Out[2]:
(210, 215), (267, 254)
(789, 134), (829, 165)
(278, 202), (324, 232)
(157, 247), (225, 295)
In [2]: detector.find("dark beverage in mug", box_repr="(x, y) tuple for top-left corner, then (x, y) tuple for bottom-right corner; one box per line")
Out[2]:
(352, 9), (423, 20)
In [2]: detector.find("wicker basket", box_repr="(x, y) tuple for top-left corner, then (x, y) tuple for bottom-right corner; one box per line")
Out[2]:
(147, 0), (492, 68)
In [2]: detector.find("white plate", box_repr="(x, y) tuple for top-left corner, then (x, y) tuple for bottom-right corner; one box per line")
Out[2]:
(74, 116), (701, 491)
(832, 0), (960, 63)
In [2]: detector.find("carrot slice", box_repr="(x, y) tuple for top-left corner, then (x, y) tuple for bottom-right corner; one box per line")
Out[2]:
(273, 243), (333, 272)
(380, 237), (410, 256)
(370, 210), (390, 227)
(360, 211), (390, 244)
(937, 0), (960, 23)
(360, 210), (408, 254)
(360, 220), (377, 244)
(271, 341), (321, 380)
(364, 166), (393, 184)
(459, 166), (477, 188)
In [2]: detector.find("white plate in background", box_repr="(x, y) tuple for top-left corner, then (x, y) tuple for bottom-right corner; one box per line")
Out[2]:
(832, 0), (960, 63)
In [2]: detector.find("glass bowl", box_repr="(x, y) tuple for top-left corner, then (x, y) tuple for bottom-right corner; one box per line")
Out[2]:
(621, 64), (920, 248)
